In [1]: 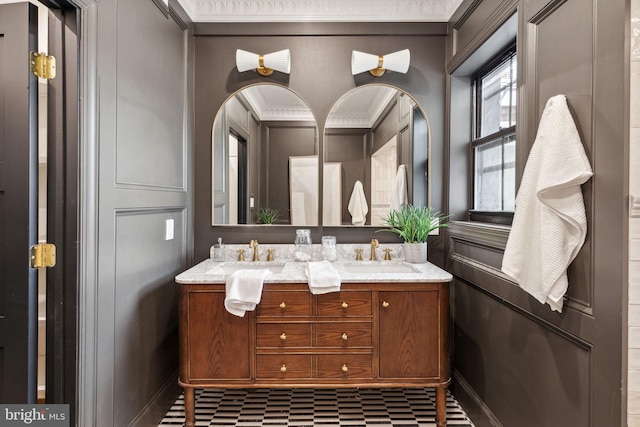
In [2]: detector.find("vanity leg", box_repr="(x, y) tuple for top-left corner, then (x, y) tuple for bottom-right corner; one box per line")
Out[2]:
(183, 387), (195, 427)
(435, 385), (447, 426)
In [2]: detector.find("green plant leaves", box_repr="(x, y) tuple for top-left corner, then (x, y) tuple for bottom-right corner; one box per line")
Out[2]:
(258, 207), (279, 224)
(378, 205), (449, 243)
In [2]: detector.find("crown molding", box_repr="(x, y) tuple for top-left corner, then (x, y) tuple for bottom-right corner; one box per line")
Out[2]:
(177, 0), (463, 22)
(242, 89), (315, 122)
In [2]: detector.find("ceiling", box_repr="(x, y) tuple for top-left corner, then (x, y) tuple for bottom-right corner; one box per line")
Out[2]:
(239, 85), (399, 128)
(176, 0), (463, 23)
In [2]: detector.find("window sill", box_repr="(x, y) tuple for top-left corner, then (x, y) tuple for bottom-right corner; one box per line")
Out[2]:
(468, 210), (513, 225)
(448, 220), (511, 251)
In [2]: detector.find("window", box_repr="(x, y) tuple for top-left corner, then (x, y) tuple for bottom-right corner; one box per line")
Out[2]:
(471, 46), (516, 224)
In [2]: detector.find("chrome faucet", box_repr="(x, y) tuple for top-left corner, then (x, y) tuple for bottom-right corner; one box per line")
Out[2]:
(370, 239), (379, 261)
(249, 240), (259, 261)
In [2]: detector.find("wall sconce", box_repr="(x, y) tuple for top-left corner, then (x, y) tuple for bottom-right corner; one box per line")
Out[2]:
(351, 49), (410, 77)
(236, 49), (291, 76)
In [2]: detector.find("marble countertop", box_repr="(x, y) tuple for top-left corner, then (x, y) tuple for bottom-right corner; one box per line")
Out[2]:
(176, 244), (452, 284)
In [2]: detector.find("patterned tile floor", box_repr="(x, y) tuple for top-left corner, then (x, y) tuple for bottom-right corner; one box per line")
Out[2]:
(159, 388), (475, 426)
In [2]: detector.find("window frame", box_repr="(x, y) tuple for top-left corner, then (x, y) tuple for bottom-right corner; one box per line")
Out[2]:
(469, 42), (517, 225)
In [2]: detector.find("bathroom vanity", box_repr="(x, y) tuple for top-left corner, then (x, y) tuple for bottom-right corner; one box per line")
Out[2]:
(176, 257), (452, 426)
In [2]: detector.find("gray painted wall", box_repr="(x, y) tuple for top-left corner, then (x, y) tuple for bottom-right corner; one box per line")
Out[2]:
(446, 0), (626, 425)
(67, 1), (627, 426)
(192, 23), (448, 264)
(78, 0), (192, 425)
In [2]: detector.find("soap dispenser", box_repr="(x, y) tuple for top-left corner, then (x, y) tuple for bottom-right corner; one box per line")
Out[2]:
(211, 237), (225, 262)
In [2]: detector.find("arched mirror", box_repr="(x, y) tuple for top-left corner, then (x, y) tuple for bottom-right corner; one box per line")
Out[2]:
(212, 84), (319, 225)
(323, 85), (430, 226)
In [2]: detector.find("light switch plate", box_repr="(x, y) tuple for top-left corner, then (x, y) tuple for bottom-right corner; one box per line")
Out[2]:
(165, 219), (174, 240)
(632, 195), (640, 218)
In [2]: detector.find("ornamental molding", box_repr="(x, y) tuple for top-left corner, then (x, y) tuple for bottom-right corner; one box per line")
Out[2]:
(177, 0), (462, 22)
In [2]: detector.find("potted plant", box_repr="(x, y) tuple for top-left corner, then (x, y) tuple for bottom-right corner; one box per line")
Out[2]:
(378, 204), (449, 263)
(257, 207), (279, 225)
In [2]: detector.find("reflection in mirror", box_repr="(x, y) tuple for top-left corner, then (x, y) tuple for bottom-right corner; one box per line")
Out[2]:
(323, 85), (429, 226)
(212, 84), (318, 225)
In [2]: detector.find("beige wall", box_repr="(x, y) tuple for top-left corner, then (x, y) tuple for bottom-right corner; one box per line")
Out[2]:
(630, 0), (640, 424)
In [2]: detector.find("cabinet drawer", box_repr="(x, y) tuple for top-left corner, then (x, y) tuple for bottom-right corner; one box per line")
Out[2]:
(257, 291), (311, 317)
(316, 322), (372, 347)
(256, 355), (312, 379)
(316, 291), (371, 316)
(256, 323), (312, 347)
(317, 354), (372, 379)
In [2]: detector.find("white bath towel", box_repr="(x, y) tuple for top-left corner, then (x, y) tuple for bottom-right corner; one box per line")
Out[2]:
(348, 180), (368, 226)
(390, 164), (408, 211)
(306, 260), (341, 295)
(225, 269), (271, 317)
(290, 191), (307, 225)
(501, 95), (592, 312)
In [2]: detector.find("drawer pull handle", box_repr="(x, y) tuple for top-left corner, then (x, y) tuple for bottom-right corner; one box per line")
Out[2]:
(382, 301), (390, 308)
(342, 333), (348, 340)
(341, 364), (348, 372)
(280, 364), (287, 372)
(279, 302), (286, 309)
(341, 302), (349, 309)
(280, 332), (287, 340)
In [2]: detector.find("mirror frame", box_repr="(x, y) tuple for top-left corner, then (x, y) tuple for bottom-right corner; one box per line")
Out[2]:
(322, 83), (432, 227)
(211, 83), (320, 226)
(210, 82), (431, 229)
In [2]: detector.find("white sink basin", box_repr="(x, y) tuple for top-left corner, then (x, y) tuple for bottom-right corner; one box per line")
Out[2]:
(207, 261), (285, 276)
(341, 262), (420, 274)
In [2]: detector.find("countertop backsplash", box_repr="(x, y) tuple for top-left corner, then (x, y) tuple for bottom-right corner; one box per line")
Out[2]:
(212, 243), (407, 263)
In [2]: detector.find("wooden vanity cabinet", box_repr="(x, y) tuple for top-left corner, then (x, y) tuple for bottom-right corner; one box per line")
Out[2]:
(178, 281), (450, 427)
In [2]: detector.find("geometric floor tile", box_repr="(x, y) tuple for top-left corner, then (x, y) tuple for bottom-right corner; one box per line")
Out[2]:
(158, 388), (474, 426)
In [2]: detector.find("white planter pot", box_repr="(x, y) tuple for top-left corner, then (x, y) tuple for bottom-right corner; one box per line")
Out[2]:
(403, 242), (427, 263)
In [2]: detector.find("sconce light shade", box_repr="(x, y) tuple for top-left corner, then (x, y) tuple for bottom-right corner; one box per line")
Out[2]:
(351, 49), (410, 76)
(236, 49), (291, 76)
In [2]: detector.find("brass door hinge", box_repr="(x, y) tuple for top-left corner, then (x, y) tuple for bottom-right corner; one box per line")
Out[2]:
(30, 243), (56, 268)
(30, 52), (56, 80)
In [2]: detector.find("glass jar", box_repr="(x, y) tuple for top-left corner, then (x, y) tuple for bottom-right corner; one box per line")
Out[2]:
(211, 237), (225, 262)
(294, 229), (312, 261)
(321, 236), (337, 261)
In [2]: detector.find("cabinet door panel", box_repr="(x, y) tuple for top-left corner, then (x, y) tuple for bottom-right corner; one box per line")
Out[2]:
(379, 291), (440, 378)
(187, 291), (250, 379)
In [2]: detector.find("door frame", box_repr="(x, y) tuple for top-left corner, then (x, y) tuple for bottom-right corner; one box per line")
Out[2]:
(38, 0), (96, 425)
(43, 3), (79, 421)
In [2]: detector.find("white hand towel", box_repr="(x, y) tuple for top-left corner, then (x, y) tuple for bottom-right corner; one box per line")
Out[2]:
(390, 164), (408, 211)
(501, 95), (592, 312)
(225, 269), (271, 317)
(306, 260), (341, 295)
(348, 180), (368, 226)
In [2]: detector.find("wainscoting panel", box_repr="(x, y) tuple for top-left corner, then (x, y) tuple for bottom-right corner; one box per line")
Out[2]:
(112, 208), (185, 427)
(453, 277), (590, 427)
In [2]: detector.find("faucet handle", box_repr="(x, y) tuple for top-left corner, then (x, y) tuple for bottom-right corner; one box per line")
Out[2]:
(355, 248), (363, 261)
(383, 248), (393, 261)
(266, 249), (274, 261)
(237, 249), (246, 261)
